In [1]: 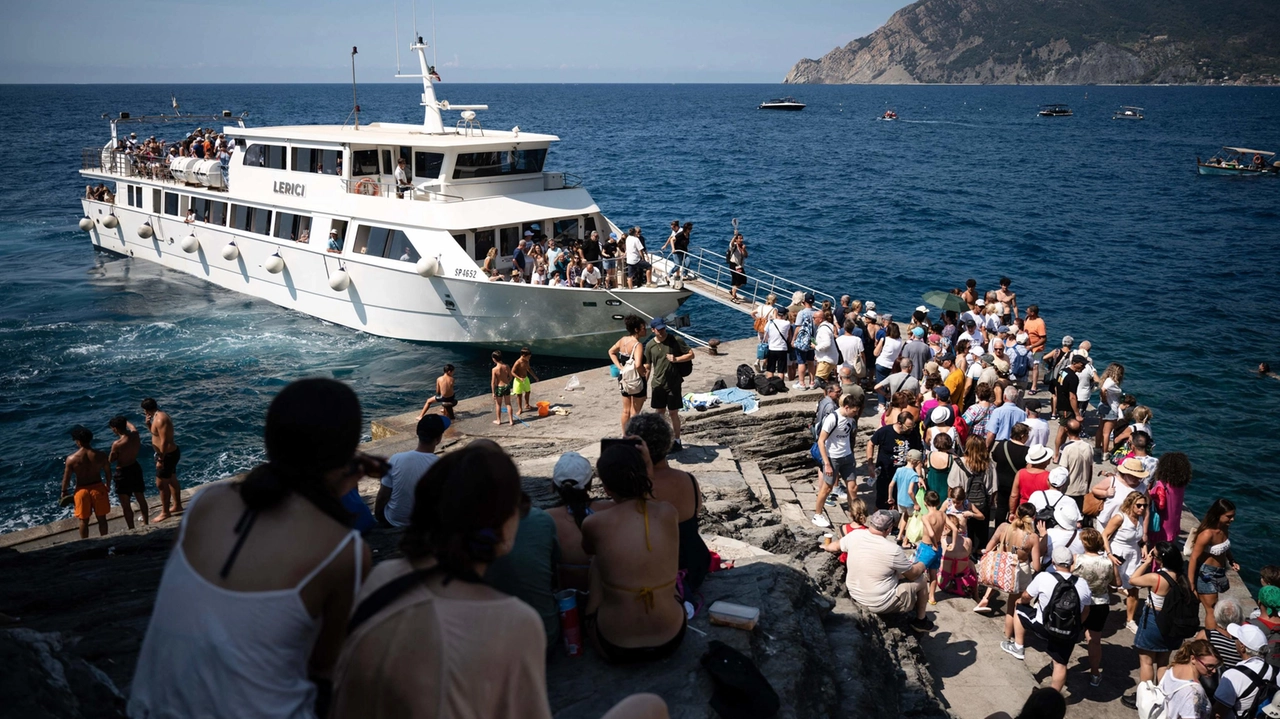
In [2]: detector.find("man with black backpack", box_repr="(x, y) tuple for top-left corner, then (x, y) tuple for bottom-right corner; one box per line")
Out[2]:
(1213, 623), (1278, 718)
(1002, 546), (1092, 692)
(643, 317), (693, 453)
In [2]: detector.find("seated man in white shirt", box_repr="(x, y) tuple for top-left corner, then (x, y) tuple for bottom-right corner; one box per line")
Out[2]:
(826, 510), (933, 632)
(1212, 623), (1277, 718)
(1001, 546), (1092, 691)
(374, 414), (449, 527)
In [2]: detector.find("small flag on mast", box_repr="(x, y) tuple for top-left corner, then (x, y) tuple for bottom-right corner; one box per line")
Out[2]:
(428, 66), (441, 82)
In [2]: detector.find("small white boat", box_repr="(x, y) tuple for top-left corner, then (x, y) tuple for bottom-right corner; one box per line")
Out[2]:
(758, 97), (805, 111)
(1197, 147), (1279, 176)
(879, 110), (898, 121)
(1037, 104), (1073, 117)
(1112, 106), (1144, 120)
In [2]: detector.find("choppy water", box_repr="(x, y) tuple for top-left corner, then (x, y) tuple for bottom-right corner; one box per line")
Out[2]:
(1, 84), (1277, 580)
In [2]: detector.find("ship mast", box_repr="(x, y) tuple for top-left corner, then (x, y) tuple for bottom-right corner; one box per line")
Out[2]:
(397, 37), (486, 134)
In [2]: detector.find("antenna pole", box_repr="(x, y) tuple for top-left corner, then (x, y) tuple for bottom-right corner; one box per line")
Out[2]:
(393, 1), (401, 73)
(431, 0), (437, 67)
(351, 47), (360, 131)
(412, 0), (418, 40)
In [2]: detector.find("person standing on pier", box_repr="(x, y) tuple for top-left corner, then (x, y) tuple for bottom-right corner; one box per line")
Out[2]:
(1023, 306), (1047, 392)
(512, 348), (540, 415)
(867, 412), (923, 510)
(491, 351), (515, 426)
(61, 426), (111, 539)
(142, 398), (183, 521)
(643, 318), (693, 454)
(726, 233), (747, 303)
(108, 415), (149, 529)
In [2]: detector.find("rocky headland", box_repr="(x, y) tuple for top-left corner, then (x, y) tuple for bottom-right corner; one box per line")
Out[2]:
(784, 0), (1280, 85)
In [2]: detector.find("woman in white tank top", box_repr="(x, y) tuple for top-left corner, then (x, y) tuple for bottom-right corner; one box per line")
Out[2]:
(128, 379), (373, 719)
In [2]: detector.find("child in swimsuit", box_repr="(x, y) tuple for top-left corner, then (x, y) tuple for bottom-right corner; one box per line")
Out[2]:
(916, 490), (947, 605)
(417, 364), (457, 420)
(490, 352), (514, 426)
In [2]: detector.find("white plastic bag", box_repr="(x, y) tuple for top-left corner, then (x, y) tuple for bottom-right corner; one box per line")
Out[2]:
(563, 374), (581, 391)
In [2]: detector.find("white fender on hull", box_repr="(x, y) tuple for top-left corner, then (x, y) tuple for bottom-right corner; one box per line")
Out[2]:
(101, 214), (119, 229)
(78, 217), (94, 231)
(181, 234), (200, 253)
(328, 267), (351, 291)
(263, 252), (285, 274)
(415, 257), (439, 277)
(221, 241), (240, 261)
(137, 222), (153, 239)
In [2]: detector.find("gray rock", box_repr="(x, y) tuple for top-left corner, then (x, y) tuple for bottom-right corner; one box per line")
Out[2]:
(0, 628), (125, 718)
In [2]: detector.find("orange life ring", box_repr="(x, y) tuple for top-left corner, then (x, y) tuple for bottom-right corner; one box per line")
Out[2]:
(1254, 154), (1264, 166)
(355, 178), (379, 197)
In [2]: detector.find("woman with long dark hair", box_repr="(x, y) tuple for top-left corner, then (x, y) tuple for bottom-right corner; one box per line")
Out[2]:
(608, 315), (650, 434)
(1127, 541), (1191, 703)
(583, 441), (685, 664)
(1188, 498), (1240, 630)
(129, 378), (373, 718)
(1148, 452), (1192, 544)
(1095, 363), (1125, 453)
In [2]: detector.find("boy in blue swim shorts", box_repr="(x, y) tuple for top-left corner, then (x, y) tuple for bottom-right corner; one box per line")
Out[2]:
(916, 490), (947, 605)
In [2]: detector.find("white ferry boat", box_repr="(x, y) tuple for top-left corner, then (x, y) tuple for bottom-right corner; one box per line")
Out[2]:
(77, 40), (690, 358)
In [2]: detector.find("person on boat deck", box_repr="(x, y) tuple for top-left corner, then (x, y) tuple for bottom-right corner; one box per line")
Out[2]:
(626, 413), (712, 595)
(327, 229), (343, 254)
(393, 157), (411, 198)
(582, 441), (686, 665)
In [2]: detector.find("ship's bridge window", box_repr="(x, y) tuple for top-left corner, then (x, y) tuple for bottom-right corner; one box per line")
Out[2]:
(414, 151), (444, 179)
(274, 212), (312, 242)
(351, 149), (381, 177)
(231, 204), (272, 235)
(353, 224), (419, 261)
(191, 197), (228, 226)
(243, 144), (286, 170)
(452, 148), (547, 180)
(291, 148), (341, 175)
(554, 218), (580, 241)
(163, 192), (180, 217)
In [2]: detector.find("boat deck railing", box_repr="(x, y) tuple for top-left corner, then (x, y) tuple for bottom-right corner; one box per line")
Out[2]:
(654, 247), (838, 313)
(81, 148), (220, 189)
(340, 178), (464, 202)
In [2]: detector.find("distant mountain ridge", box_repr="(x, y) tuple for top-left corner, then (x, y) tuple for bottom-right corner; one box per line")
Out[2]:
(784, 0), (1280, 85)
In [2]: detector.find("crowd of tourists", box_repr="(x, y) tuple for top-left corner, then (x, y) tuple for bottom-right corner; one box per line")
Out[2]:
(801, 278), (1278, 715)
(106, 127), (234, 185)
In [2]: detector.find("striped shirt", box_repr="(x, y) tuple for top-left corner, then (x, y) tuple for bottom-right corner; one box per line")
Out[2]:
(1205, 627), (1244, 667)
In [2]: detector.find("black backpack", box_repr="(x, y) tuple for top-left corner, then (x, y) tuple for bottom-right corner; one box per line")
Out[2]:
(959, 462), (989, 512)
(754, 374), (776, 396)
(1043, 573), (1083, 640)
(1155, 570), (1201, 644)
(700, 640), (780, 719)
(768, 376), (788, 394)
(1248, 617), (1280, 668)
(1230, 663), (1279, 717)
(675, 358), (693, 378)
(736, 364), (756, 390)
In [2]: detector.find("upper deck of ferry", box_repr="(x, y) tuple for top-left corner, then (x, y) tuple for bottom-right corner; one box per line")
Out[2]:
(236, 122), (558, 148)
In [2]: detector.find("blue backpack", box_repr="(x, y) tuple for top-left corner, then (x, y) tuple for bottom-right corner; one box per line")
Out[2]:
(1010, 345), (1031, 380)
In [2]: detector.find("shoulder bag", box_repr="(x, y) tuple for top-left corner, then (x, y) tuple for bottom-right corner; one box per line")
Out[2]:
(976, 527), (1021, 594)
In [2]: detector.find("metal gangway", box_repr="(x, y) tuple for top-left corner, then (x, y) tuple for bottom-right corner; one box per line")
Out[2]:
(651, 248), (837, 316)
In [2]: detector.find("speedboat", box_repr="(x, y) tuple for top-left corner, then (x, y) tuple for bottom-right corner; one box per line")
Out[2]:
(1037, 104), (1073, 117)
(1197, 147), (1279, 176)
(879, 110), (898, 121)
(1112, 106), (1144, 120)
(758, 97), (805, 111)
(75, 39), (690, 358)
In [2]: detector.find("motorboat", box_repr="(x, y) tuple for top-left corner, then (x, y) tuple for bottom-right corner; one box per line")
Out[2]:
(879, 110), (898, 121)
(758, 97), (805, 111)
(1196, 147), (1279, 176)
(1037, 104), (1073, 117)
(1112, 106), (1144, 120)
(76, 39), (690, 358)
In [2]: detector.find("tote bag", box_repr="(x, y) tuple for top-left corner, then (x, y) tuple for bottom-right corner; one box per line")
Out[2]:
(976, 530), (1021, 593)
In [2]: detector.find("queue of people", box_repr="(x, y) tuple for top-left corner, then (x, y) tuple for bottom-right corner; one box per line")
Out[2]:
(803, 278), (1276, 713)
(106, 127), (234, 186)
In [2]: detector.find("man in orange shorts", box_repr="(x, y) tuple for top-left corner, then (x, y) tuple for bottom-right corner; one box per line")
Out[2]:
(61, 425), (112, 538)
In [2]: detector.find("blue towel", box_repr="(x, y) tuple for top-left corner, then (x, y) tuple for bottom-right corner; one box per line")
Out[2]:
(711, 388), (760, 414)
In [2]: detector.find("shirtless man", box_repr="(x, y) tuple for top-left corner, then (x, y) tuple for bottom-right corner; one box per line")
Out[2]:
(511, 348), (540, 414)
(417, 364), (457, 420)
(995, 277), (1019, 323)
(490, 351), (514, 426)
(917, 490), (947, 605)
(61, 426), (111, 539)
(961, 279), (979, 312)
(108, 415), (150, 529)
(141, 397), (183, 520)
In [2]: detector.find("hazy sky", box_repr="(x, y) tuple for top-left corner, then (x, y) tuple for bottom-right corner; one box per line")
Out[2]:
(1, 0), (905, 83)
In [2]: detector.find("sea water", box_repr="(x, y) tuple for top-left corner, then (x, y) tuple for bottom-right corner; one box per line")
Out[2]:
(0, 84), (1276, 580)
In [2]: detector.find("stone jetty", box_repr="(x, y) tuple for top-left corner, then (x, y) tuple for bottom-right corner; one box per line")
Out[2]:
(0, 334), (1253, 718)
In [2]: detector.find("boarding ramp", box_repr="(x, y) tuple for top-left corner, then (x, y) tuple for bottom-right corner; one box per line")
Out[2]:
(653, 248), (837, 315)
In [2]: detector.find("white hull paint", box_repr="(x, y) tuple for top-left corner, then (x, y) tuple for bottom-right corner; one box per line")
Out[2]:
(81, 201), (690, 358)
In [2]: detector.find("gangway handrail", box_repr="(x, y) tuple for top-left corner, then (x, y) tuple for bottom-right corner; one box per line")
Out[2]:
(653, 247), (838, 311)
(602, 287), (711, 350)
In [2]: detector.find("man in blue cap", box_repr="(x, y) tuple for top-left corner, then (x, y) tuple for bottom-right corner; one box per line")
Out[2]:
(900, 326), (932, 382)
(643, 317), (694, 452)
(375, 414), (450, 527)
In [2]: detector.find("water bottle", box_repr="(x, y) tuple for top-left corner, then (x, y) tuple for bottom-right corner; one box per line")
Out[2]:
(555, 589), (583, 657)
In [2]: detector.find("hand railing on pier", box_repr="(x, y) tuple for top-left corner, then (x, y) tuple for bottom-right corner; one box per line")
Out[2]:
(342, 178), (463, 202)
(654, 247), (837, 310)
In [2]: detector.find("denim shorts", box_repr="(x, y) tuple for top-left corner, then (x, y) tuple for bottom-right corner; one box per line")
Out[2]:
(793, 347), (815, 363)
(1196, 563), (1229, 595)
(1134, 603), (1173, 653)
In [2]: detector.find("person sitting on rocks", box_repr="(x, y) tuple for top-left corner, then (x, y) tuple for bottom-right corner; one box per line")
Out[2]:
(582, 440), (686, 664)
(626, 413), (711, 596)
(839, 509), (933, 632)
(485, 491), (562, 652)
(546, 451), (614, 592)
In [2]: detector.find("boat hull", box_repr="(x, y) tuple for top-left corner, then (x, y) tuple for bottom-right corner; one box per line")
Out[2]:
(758, 105), (805, 111)
(1196, 163), (1277, 176)
(79, 201), (691, 359)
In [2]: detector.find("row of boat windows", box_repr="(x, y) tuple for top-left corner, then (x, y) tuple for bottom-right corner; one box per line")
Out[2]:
(459, 217), (595, 261)
(240, 144), (546, 181)
(144, 186), (418, 260)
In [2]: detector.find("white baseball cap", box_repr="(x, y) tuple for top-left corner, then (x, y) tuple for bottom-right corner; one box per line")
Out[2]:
(1048, 467), (1069, 488)
(552, 452), (592, 489)
(1227, 623), (1268, 652)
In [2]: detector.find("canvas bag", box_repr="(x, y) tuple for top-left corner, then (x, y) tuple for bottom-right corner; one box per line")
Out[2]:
(618, 341), (644, 395)
(976, 527), (1023, 593)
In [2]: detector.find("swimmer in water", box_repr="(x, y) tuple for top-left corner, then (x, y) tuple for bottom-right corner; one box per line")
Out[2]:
(1261, 362), (1279, 380)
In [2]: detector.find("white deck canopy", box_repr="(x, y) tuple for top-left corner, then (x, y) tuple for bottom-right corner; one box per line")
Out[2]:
(1223, 147), (1275, 156)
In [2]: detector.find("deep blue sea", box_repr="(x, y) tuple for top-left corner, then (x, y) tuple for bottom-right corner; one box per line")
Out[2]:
(0, 83), (1276, 578)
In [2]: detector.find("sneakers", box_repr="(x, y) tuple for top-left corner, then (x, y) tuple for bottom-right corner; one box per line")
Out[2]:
(812, 513), (832, 528)
(908, 617), (936, 632)
(1000, 640), (1025, 661)
(1090, 673), (1103, 688)
(1121, 695), (1138, 710)
(824, 494), (839, 507)
(834, 485), (849, 499)
(1126, 620), (1139, 635)
(793, 382), (807, 390)
(670, 440), (684, 453)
